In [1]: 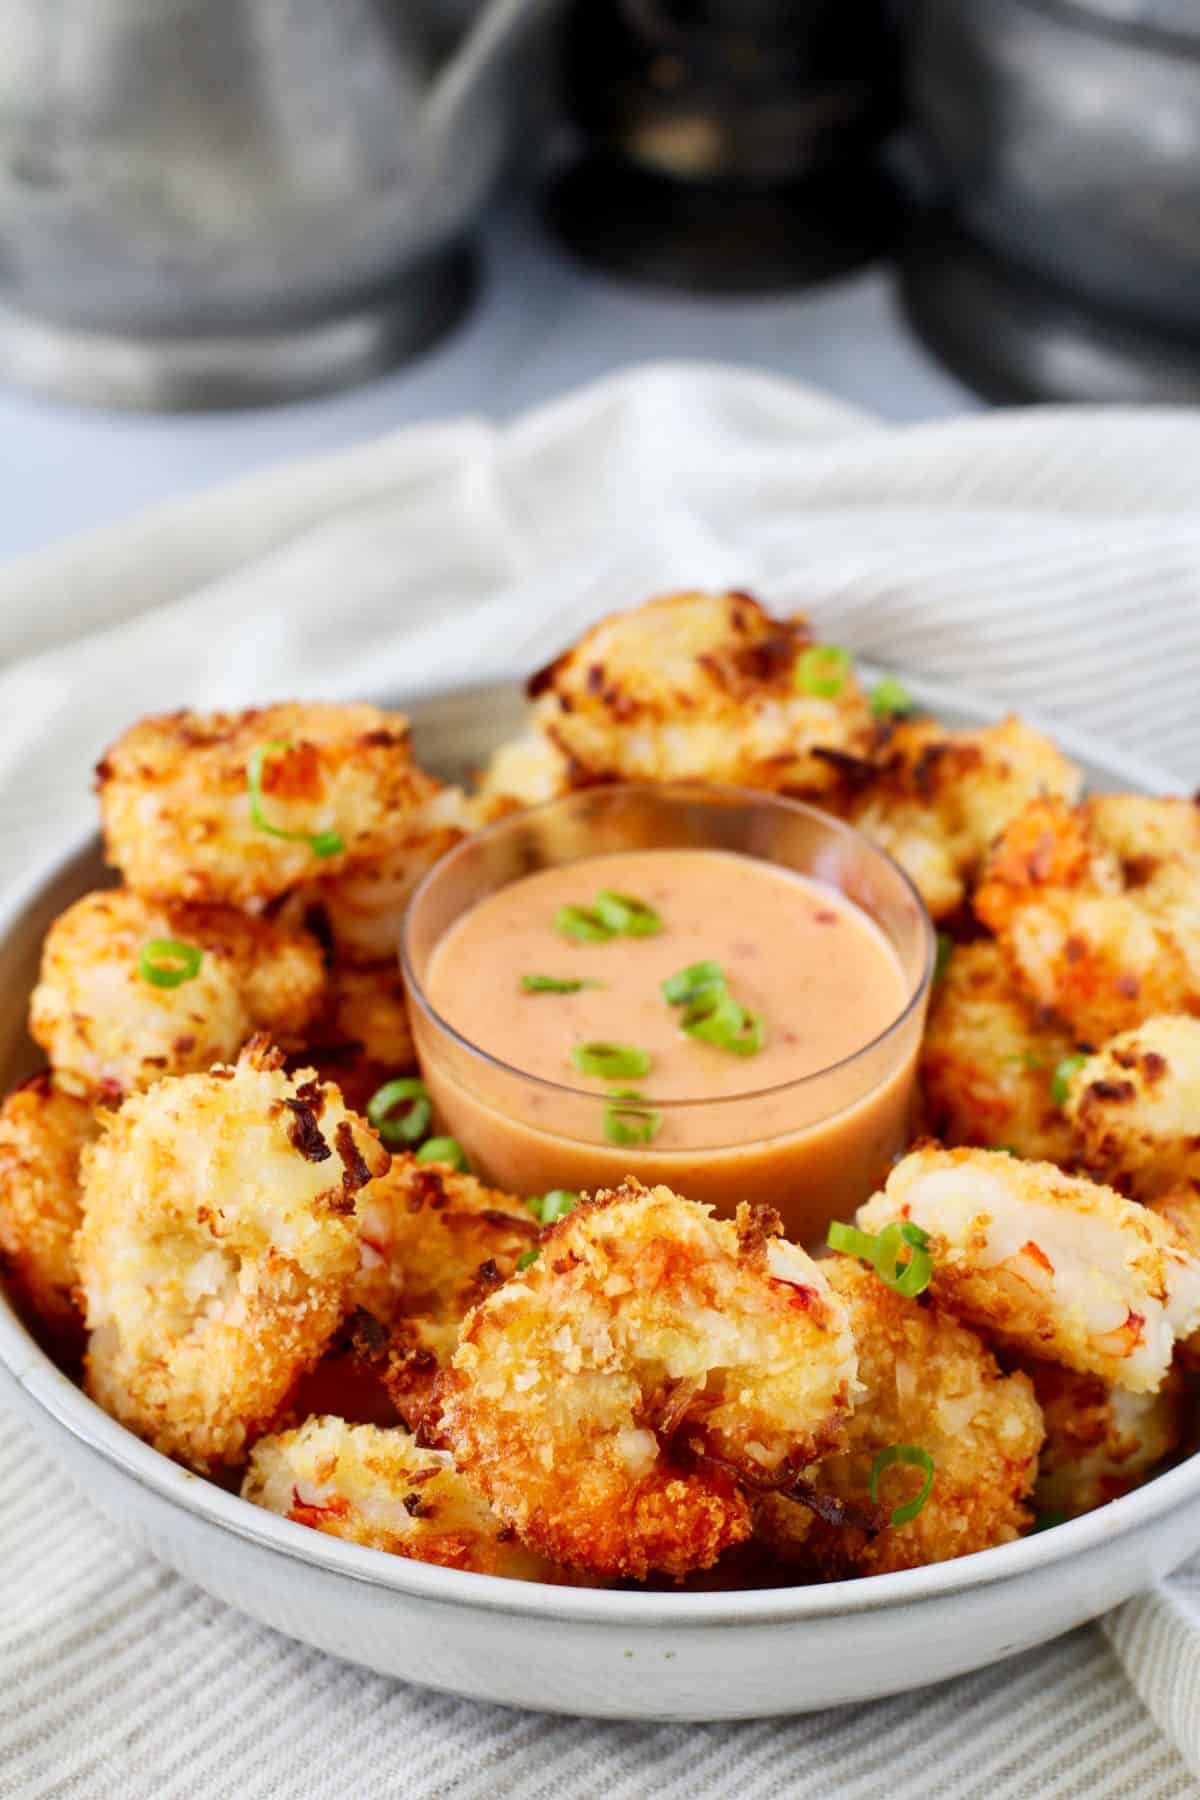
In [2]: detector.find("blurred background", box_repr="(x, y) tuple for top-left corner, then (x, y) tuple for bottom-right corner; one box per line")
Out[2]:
(0, 0), (1197, 555)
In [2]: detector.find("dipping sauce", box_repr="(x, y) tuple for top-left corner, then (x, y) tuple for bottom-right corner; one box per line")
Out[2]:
(414, 846), (925, 1243)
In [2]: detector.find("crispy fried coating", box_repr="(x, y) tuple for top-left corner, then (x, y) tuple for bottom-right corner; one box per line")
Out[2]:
(241, 1415), (557, 1579)
(351, 1156), (538, 1428)
(975, 796), (1200, 1043)
(1146, 1190), (1200, 1372)
(920, 940), (1075, 1162)
(503, 591), (873, 800)
(1066, 1015), (1200, 1201)
(314, 786), (479, 965)
(29, 888), (326, 1102)
(1085, 794), (1200, 873)
(433, 1180), (857, 1581)
(756, 1258), (1043, 1576)
(1028, 1359), (1186, 1519)
(851, 717), (1082, 922)
(75, 1039), (389, 1471)
(479, 731), (573, 807)
(297, 959), (418, 1112)
(859, 1146), (1200, 1392)
(0, 1074), (98, 1355)
(97, 702), (441, 906)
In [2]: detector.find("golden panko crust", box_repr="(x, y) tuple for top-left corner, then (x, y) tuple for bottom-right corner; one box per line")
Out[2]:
(1067, 1015), (1200, 1202)
(1028, 1359), (1186, 1519)
(0, 1073), (99, 1356)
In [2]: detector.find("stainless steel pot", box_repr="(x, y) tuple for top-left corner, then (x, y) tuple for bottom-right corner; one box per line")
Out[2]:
(0, 0), (551, 408)
(910, 0), (1200, 336)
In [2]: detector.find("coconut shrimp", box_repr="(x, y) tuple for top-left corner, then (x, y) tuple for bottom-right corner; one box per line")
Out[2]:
(920, 939), (1076, 1163)
(1146, 1190), (1200, 1373)
(298, 960), (418, 1113)
(75, 1038), (388, 1471)
(0, 1074), (99, 1356)
(96, 702), (442, 906)
(975, 797), (1200, 1043)
(850, 717), (1082, 922)
(29, 887), (327, 1102)
(1027, 1360), (1187, 1520)
(351, 1155), (538, 1428)
(478, 731), (572, 808)
(756, 1257), (1043, 1577)
(241, 1415), (557, 1579)
(484, 591), (874, 804)
(432, 1180), (857, 1581)
(1064, 1014), (1200, 1201)
(858, 1146), (1200, 1393)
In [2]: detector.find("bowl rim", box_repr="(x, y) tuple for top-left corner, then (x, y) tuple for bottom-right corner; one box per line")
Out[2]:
(0, 667), (1193, 1631)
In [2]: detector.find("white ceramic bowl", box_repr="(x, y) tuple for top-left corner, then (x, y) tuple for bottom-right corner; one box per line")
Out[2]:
(0, 674), (1195, 1722)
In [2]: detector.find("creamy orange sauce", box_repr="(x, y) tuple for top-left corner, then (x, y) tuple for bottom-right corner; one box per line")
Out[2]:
(416, 849), (922, 1242)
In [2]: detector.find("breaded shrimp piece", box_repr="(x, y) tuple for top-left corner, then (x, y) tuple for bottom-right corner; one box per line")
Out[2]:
(920, 940), (1076, 1162)
(0, 1074), (99, 1355)
(75, 1039), (388, 1471)
(241, 1416), (556, 1579)
(296, 959), (418, 1113)
(976, 797), (1198, 1042)
(851, 718), (1082, 922)
(1028, 1360), (1186, 1520)
(859, 1146), (1200, 1393)
(756, 1258), (1043, 1576)
(479, 731), (572, 808)
(29, 887), (326, 1102)
(513, 591), (873, 800)
(314, 786), (480, 965)
(352, 1156), (538, 1428)
(433, 1180), (857, 1581)
(1085, 794), (1200, 874)
(97, 702), (441, 906)
(1146, 1190), (1200, 1372)
(1066, 1015), (1200, 1201)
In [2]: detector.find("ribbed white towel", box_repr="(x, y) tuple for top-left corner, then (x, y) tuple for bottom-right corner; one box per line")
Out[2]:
(2, 363), (1200, 1798)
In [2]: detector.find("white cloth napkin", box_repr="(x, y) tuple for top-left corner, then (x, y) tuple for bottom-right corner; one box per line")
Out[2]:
(2, 362), (1200, 1798)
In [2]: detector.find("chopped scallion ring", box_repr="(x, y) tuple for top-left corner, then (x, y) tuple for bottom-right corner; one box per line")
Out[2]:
(1031, 1512), (1066, 1534)
(516, 1247), (541, 1271)
(247, 741), (344, 859)
(826, 1220), (878, 1262)
(366, 1076), (431, 1148)
(415, 1136), (469, 1172)
(532, 1189), (578, 1226)
(681, 984), (744, 1048)
(572, 1041), (652, 1081)
(869, 1445), (935, 1526)
(826, 1218), (933, 1299)
(138, 938), (203, 989)
(1052, 1052), (1088, 1109)
(726, 1007), (767, 1058)
(661, 960), (726, 1006)
(933, 931), (954, 985)
(593, 890), (664, 937)
(796, 643), (852, 699)
(869, 674), (914, 719)
(554, 903), (616, 943)
(603, 1091), (662, 1145)
(520, 975), (602, 995)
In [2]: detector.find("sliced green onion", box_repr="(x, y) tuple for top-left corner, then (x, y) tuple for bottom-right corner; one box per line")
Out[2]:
(572, 1041), (652, 1081)
(726, 1008), (767, 1058)
(138, 938), (203, 989)
(555, 903), (615, 943)
(870, 674), (914, 719)
(1052, 1052), (1088, 1109)
(539, 1189), (578, 1225)
(366, 1077), (431, 1147)
(933, 931), (954, 985)
(603, 1091), (662, 1145)
(517, 1247), (541, 1271)
(873, 1221), (933, 1299)
(593, 890), (664, 937)
(662, 961), (726, 1006)
(520, 975), (602, 995)
(796, 643), (852, 699)
(247, 741), (343, 858)
(681, 984), (744, 1047)
(1032, 1511), (1066, 1534)
(870, 1445), (935, 1526)
(993, 1144), (1021, 1158)
(415, 1136), (469, 1172)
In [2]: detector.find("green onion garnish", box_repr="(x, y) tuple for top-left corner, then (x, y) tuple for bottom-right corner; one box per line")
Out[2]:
(138, 939), (203, 989)
(993, 1144), (1020, 1158)
(572, 1041), (652, 1081)
(593, 890), (664, 937)
(529, 1189), (578, 1226)
(517, 1247), (541, 1271)
(933, 931), (954, 985)
(663, 961), (767, 1058)
(603, 1091), (662, 1145)
(366, 1077), (431, 1148)
(826, 1218), (934, 1299)
(1032, 1512), (1066, 1534)
(870, 1445), (935, 1526)
(661, 960), (726, 1006)
(247, 741), (344, 859)
(681, 984), (745, 1048)
(520, 975), (602, 995)
(555, 903), (616, 943)
(869, 674), (914, 719)
(1052, 1052), (1088, 1109)
(726, 1008), (767, 1058)
(415, 1136), (469, 1172)
(796, 643), (852, 699)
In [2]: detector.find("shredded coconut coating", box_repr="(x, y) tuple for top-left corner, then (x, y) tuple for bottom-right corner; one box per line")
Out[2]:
(0, 1074), (99, 1355)
(860, 1146), (1200, 1393)
(1028, 1359), (1186, 1520)
(241, 1416), (558, 1579)
(30, 887), (326, 1102)
(756, 1257), (1043, 1576)
(75, 1039), (389, 1470)
(1146, 1190), (1200, 1372)
(96, 702), (441, 905)
(1066, 1014), (1200, 1201)
(920, 939), (1075, 1163)
(433, 1179), (857, 1581)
